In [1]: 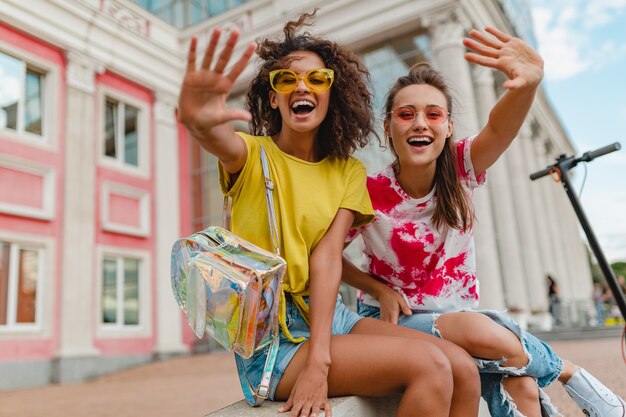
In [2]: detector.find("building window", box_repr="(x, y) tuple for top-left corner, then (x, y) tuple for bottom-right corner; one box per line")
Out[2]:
(104, 98), (139, 167)
(130, 0), (250, 28)
(361, 32), (431, 114)
(0, 51), (44, 137)
(101, 256), (140, 327)
(0, 241), (42, 328)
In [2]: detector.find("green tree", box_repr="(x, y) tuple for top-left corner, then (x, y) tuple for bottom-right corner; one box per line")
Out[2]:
(611, 261), (626, 279)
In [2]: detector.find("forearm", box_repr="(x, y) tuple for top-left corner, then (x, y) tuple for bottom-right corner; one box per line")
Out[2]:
(342, 255), (390, 300)
(307, 251), (341, 370)
(305, 209), (355, 371)
(485, 84), (538, 142)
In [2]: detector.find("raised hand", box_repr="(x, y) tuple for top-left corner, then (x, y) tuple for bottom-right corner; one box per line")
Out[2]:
(278, 364), (332, 417)
(178, 27), (256, 140)
(463, 27), (544, 91)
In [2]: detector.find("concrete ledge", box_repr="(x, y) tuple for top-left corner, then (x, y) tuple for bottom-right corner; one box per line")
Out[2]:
(208, 396), (492, 416)
(207, 395), (401, 417)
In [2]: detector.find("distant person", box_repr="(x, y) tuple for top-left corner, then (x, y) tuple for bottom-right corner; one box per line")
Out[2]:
(546, 274), (560, 324)
(618, 275), (626, 297)
(592, 281), (608, 326)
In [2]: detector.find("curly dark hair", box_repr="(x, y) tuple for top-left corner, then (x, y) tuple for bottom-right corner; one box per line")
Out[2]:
(384, 63), (474, 231)
(246, 10), (375, 160)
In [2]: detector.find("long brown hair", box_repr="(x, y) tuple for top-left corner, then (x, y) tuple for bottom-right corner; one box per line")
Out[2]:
(384, 63), (473, 231)
(247, 10), (376, 159)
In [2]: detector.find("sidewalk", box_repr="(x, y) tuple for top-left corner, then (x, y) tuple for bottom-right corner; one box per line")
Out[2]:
(1, 337), (624, 417)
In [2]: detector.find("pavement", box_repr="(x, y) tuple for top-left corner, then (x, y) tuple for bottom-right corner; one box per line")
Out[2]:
(1, 336), (625, 417)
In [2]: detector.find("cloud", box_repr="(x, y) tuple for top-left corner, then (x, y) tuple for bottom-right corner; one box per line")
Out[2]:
(583, 0), (626, 28)
(531, 0), (626, 80)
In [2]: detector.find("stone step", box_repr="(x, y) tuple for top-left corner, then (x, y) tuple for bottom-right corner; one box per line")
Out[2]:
(207, 395), (492, 416)
(532, 325), (624, 341)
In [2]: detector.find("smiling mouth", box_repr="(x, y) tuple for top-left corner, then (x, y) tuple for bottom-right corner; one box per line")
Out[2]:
(407, 137), (433, 148)
(291, 100), (316, 115)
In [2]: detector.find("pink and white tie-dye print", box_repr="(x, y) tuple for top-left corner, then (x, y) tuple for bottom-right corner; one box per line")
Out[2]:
(349, 136), (485, 312)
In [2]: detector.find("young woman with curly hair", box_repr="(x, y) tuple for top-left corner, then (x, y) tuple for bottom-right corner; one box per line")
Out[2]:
(177, 11), (482, 417)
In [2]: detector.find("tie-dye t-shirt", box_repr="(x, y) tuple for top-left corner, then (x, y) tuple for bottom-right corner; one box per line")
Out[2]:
(349, 136), (486, 312)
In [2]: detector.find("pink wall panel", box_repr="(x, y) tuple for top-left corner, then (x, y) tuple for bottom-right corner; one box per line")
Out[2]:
(108, 193), (141, 227)
(0, 340), (56, 361)
(0, 166), (44, 209)
(94, 337), (154, 356)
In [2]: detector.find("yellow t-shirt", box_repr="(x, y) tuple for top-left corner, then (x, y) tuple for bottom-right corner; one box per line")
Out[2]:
(219, 133), (374, 342)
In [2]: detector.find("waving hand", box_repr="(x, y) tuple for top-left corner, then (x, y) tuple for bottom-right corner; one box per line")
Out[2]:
(178, 28), (256, 171)
(463, 27), (544, 91)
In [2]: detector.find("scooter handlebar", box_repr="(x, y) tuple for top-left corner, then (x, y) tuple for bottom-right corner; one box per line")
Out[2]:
(582, 142), (621, 162)
(529, 166), (553, 181)
(529, 142), (621, 180)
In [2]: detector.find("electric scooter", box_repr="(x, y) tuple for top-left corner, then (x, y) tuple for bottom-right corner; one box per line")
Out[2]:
(530, 142), (626, 322)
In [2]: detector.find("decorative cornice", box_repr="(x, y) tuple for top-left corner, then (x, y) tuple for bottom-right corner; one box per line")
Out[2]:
(99, 0), (151, 37)
(423, 7), (471, 52)
(66, 51), (105, 94)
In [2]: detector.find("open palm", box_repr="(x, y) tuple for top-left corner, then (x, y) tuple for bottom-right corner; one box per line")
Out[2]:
(178, 28), (256, 135)
(463, 27), (544, 91)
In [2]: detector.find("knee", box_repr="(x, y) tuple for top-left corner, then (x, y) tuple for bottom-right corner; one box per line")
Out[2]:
(406, 342), (453, 390)
(466, 327), (527, 368)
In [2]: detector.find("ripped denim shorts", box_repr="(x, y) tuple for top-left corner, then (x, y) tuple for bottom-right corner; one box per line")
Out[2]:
(358, 302), (564, 417)
(235, 295), (362, 402)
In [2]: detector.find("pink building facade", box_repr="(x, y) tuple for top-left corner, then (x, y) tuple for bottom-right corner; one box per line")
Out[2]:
(0, 1), (194, 389)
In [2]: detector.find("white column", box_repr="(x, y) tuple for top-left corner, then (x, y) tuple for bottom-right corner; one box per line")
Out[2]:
(58, 52), (102, 358)
(507, 124), (547, 312)
(154, 93), (188, 355)
(533, 137), (571, 300)
(471, 66), (517, 310)
(521, 129), (553, 311)
(428, 11), (505, 310)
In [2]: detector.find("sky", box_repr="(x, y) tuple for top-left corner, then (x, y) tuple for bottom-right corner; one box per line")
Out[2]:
(530, 0), (626, 263)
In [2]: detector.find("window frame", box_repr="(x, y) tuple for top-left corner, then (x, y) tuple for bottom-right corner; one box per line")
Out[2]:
(97, 86), (150, 177)
(0, 238), (45, 333)
(0, 43), (58, 149)
(96, 246), (151, 337)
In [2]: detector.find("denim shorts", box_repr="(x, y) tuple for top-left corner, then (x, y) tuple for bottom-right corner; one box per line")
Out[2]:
(358, 302), (563, 417)
(235, 295), (362, 401)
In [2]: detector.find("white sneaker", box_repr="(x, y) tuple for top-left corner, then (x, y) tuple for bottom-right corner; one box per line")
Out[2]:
(564, 368), (626, 417)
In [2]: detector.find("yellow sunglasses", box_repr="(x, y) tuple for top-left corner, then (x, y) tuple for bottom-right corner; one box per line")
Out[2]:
(269, 68), (335, 94)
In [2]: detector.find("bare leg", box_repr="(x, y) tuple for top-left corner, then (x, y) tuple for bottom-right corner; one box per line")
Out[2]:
(435, 312), (542, 416)
(350, 317), (481, 417)
(502, 376), (542, 417)
(435, 312), (528, 367)
(557, 359), (578, 383)
(275, 333), (454, 417)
